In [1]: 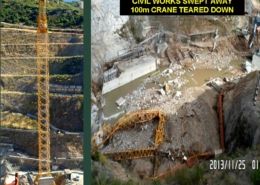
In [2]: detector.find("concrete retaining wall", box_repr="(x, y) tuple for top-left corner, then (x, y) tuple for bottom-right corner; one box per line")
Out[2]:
(102, 56), (157, 94)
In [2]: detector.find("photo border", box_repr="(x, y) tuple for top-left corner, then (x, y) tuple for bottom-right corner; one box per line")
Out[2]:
(84, 0), (91, 184)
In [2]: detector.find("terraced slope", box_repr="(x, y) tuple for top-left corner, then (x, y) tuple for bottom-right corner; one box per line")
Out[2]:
(0, 26), (84, 132)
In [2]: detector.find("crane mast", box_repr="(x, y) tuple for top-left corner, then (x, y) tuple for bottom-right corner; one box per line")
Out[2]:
(36, 0), (51, 177)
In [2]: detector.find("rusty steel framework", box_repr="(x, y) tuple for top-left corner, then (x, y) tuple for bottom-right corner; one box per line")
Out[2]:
(91, 109), (167, 177)
(92, 110), (167, 162)
(93, 109), (220, 178)
(94, 109), (166, 149)
(36, 0), (51, 177)
(104, 147), (157, 161)
(152, 151), (216, 180)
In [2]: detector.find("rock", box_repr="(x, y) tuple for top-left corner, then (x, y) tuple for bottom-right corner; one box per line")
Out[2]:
(92, 160), (130, 182)
(91, 0), (129, 64)
(245, 60), (252, 73)
(223, 77), (229, 82)
(175, 91), (182, 99)
(168, 69), (173, 74)
(186, 105), (195, 117)
(173, 78), (184, 89)
(164, 83), (173, 94)
(157, 42), (168, 57)
(132, 159), (153, 179)
(159, 89), (166, 96)
(208, 78), (224, 92)
(92, 129), (104, 146)
(115, 97), (126, 107)
(252, 55), (260, 71)
(91, 104), (99, 133)
(224, 71), (260, 152)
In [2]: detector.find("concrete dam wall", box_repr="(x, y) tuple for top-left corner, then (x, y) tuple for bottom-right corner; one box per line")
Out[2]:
(102, 56), (157, 94)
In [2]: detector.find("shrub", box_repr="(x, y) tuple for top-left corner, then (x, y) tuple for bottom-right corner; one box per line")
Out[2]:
(0, 0), (83, 28)
(251, 169), (260, 185)
(92, 151), (107, 165)
(167, 166), (205, 185)
(92, 174), (138, 185)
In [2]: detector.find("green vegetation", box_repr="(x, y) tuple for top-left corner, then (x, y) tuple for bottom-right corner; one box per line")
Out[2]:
(222, 173), (236, 185)
(0, 0), (83, 28)
(166, 165), (205, 185)
(50, 74), (82, 85)
(0, 111), (37, 130)
(151, 180), (162, 185)
(50, 58), (83, 74)
(92, 175), (137, 185)
(251, 169), (260, 185)
(92, 163), (206, 185)
(92, 176), (164, 185)
(92, 151), (108, 165)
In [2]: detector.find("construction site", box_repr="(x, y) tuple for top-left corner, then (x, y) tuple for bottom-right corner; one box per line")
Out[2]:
(91, 0), (260, 184)
(0, 0), (83, 184)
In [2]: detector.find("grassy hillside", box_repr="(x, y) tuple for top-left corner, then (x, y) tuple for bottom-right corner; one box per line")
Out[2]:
(0, 0), (83, 28)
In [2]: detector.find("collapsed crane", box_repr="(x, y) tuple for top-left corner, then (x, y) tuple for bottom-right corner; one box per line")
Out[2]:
(92, 109), (167, 176)
(92, 109), (166, 150)
(92, 109), (222, 178)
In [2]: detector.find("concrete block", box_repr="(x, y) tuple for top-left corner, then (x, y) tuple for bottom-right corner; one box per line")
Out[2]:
(116, 97), (126, 107)
(102, 56), (157, 94)
(38, 177), (54, 185)
(252, 54), (260, 69)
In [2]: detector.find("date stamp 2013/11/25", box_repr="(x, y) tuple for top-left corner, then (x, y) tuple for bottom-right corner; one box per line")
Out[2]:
(209, 160), (260, 170)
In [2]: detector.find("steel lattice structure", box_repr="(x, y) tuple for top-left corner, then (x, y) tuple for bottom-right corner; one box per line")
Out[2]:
(36, 0), (51, 177)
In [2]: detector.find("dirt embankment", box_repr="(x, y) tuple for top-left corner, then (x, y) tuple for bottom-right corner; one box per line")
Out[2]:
(1, 94), (83, 132)
(0, 129), (83, 172)
(1, 28), (83, 44)
(97, 84), (220, 179)
(1, 29), (83, 75)
(93, 72), (260, 184)
(0, 129), (83, 158)
(224, 71), (260, 152)
(91, 11), (260, 183)
(1, 27), (84, 132)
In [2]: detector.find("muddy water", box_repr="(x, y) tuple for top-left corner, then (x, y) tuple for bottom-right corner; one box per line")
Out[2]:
(103, 67), (235, 117)
(103, 17), (237, 117)
(183, 68), (232, 88)
(103, 72), (154, 117)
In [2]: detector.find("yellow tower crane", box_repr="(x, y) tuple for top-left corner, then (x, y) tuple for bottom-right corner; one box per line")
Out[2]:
(36, 0), (53, 184)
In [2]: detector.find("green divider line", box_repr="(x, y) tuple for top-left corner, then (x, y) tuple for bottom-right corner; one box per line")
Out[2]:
(84, 0), (91, 184)
(0, 0), (2, 130)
